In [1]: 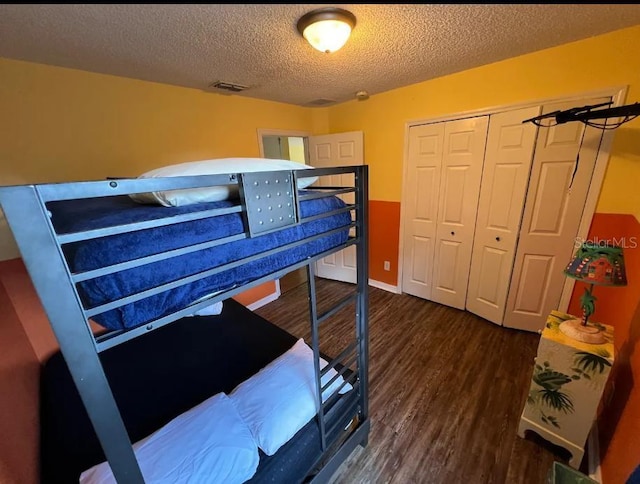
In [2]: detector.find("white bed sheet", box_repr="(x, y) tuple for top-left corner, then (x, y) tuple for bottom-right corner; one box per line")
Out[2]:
(79, 392), (259, 484)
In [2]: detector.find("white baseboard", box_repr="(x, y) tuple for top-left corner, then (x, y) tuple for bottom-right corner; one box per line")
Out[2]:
(246, 281), (281, 311)
(588, 425), (602, 482)
(368, 279), (402, 294)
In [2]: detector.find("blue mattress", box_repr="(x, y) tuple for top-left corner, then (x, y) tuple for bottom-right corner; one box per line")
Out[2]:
(48, 193), (351, 331)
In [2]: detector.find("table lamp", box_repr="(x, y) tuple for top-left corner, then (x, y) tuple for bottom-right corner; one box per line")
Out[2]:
(561, 243), (627, 344)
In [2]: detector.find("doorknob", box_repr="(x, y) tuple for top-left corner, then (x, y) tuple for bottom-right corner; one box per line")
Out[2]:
(496, 236), (501, 242)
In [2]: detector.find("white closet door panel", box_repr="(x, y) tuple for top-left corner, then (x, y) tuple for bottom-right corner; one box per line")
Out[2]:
(510, 254), (555, 314)
(431, 116), (489, 309)
(474, 246), (507, 303)
(466, 106), (540, 324)
(503, 98), (608, 332)
(409, 237), (432, 286)
(529, 161), (574, 233)
(433, 239), (461, 291)
(402, 123), (445, 299)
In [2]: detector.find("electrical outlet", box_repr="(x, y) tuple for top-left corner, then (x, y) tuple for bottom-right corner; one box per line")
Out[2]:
(383, 261), (390, 271)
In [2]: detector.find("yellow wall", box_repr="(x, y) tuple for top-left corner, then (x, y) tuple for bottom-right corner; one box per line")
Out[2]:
(326, 24), (640, 484)
(0, 59), (325, 481)
(3, 23), (640, 484)
(0, 57), (318, 185)
(327, 24), (640, 219)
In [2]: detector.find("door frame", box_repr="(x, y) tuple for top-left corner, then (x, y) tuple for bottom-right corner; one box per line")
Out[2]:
(257, 128), (312, 295)
(398, 85), (628, 314)
(257, 129), (311, 159)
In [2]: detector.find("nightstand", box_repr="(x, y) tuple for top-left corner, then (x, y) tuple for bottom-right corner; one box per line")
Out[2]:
(518, 310), (614, 469)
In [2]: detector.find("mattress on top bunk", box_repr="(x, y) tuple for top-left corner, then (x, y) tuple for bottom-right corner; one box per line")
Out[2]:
(47, 191), (352, 331)
(40, 298), (356, 484)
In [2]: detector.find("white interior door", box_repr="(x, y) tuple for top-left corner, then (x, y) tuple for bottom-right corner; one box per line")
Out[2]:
(430, 116), (489, 309)
(401, 122), (445, 299)
(308, 131), (364, 284)
(466, 106), (540, 325)
(503, 97), (609, 332)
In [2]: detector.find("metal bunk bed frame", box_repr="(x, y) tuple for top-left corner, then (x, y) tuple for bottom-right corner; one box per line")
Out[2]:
(0, 165), (370, 483)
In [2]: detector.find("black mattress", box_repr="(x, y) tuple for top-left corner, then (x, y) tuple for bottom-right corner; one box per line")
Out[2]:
(40, 299), (352, 483)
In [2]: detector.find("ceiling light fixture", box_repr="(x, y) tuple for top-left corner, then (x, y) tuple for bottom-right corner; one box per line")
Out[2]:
(297, 7), (356, 54)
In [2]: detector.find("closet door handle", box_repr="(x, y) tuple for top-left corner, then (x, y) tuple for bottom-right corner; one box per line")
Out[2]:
(496, 236), (501, 242)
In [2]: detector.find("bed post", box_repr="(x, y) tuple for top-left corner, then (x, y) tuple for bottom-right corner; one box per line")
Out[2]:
(355, 165), (370, 438)
(306, 261), (328, 451)
(0, 186), (145, 483)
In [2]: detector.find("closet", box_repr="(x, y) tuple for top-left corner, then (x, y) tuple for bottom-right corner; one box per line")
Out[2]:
(401, 95), (610, 331)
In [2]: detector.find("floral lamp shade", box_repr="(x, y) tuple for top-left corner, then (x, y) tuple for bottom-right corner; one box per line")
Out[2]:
(564, 243), (627, 287)
(560, 243), (627, 344)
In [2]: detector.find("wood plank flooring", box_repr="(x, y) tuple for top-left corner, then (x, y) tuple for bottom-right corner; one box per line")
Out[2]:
(256, 278), (571, 484)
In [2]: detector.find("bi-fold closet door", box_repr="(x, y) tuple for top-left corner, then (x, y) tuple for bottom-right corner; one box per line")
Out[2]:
(402, 116), (489, 309)
(465, 106), (541, 324)
(402, 97), (609, 331)
(502, 98), (608, 331)
(470, 98), (607, 329)
(402, 108), (539, 314)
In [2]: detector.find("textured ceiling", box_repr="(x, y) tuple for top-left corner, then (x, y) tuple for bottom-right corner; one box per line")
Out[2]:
(1, 4), (640, 107)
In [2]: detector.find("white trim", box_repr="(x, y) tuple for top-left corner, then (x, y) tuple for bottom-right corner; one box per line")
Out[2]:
(257, 129), (311, 158)
(396, 116), (413, 292)
(399, 86), (628, 312)
(558, 85), (628, 312)
(368, 279), (402, 294)
(588, 424), (602, 483)
(404, 85), (629, 128)
(246, 280), (281, 311)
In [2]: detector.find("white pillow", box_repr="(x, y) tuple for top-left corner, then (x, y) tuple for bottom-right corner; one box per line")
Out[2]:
(185, 300), (224, 317)
(79, 393), (259, 484)
(129, 157), (318, 207)
(228, 338), (353, 456)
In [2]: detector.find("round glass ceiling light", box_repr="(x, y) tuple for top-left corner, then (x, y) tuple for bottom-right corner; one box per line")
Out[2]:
(297, 7), (356, 54)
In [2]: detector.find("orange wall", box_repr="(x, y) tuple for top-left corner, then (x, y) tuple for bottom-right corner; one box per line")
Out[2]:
(369, 200), (401, 285)
(326, 25), (640, 300)
(0, 59), (328, 483)
(0, 257), (275, 484)
(0, 259), (57, 362)
(0, 258), (278, 362)
(0, 282), (40, 484)
(233, 281), (277, 307)
(324, 27), (640, 480)
(567, 214), (640, 484)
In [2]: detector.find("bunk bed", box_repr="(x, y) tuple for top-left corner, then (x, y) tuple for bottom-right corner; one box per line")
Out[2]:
(0, 164), (369, 483)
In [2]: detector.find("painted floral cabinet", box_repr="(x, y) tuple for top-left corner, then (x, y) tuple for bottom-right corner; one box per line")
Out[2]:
(518, 310), (614, 469)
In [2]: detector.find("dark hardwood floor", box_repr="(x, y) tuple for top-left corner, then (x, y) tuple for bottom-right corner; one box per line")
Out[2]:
(256, 278), (570, 484)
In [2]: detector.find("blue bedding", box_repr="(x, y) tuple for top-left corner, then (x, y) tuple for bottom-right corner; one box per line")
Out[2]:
(49, 193), (351, 331)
